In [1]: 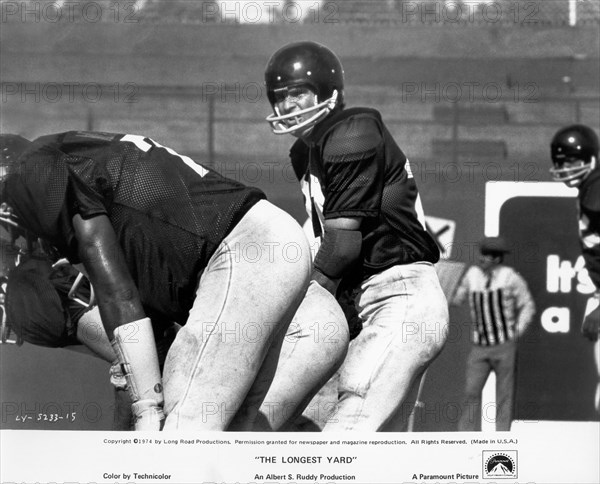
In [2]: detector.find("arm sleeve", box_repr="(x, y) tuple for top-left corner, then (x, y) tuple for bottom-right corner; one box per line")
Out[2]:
(64, 159), (110, 220)
(321, 116), (384, 219)
(511, 271), (536, 334)
(451, 266), (473, 306)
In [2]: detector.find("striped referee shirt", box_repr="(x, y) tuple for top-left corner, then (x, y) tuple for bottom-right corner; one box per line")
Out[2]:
(453, 265), (536, 346)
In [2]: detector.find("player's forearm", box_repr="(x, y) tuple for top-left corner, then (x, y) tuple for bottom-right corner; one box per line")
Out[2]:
(73, 214), (145, 336)
(80, 246), (144, 334)
(73, 214), (164, 430)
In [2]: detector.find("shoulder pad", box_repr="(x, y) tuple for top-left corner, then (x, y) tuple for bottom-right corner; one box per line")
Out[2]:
(321, 114), (382, 162)
(312, 107), (382, 143)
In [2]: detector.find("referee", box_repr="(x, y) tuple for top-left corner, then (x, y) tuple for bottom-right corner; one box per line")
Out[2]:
(452, 236), (536, 431)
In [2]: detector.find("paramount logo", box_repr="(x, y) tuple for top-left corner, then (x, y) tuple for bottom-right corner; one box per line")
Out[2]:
(483, 451), (517, 479)
(488, 462), (512, 475)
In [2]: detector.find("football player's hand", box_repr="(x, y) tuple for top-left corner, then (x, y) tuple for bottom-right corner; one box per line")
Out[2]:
(581, 305), (600, 342)
(132, 399), (165, 431)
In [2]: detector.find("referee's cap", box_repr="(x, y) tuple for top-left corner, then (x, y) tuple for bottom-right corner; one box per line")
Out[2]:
(479, 236), (511, 256)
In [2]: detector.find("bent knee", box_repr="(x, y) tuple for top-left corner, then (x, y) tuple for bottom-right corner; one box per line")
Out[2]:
(402, 319), (448, 361)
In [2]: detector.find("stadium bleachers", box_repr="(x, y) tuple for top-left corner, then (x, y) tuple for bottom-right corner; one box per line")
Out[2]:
(3, 1), (599, 26)
(1, 1), (598, 241)
(1, 0), (599, 432)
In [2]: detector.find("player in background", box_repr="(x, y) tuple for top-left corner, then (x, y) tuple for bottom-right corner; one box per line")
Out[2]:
(550, 124), (600, 412)
(0, 224), (177, 430)
(263, 41), (449, 431)
(0, 131), (314, 430)
(0, 207), (115, 359)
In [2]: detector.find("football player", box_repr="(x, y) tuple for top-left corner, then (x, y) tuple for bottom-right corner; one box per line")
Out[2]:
(0, 131), (314, 430)
(550, 124), (600, 412)
(0, 225), (181, 430)
(0, 233), (101, 352)
(263, 41), (449, 431)
(0, 212), (133, 429)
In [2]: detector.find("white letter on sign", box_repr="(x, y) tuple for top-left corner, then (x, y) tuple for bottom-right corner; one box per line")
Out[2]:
(541, 306), (570, 333)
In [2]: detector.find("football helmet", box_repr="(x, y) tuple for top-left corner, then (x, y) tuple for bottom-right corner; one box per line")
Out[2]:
(52, 258), (96, 308)
(0, 134), (31, 164)
(550, 124), (599, 186)
(0, 258), (96, 346)
(1, 134), (31, 182)
(265, 41), (344, 135)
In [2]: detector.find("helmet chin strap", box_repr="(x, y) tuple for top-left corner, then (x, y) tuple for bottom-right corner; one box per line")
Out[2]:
(267, 90), (339, 135)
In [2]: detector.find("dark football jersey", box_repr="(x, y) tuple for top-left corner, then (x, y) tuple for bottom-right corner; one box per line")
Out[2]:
(578, 169), (600, 290)
(2, 131), (265, 323)
(290, 107), (439, 279)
